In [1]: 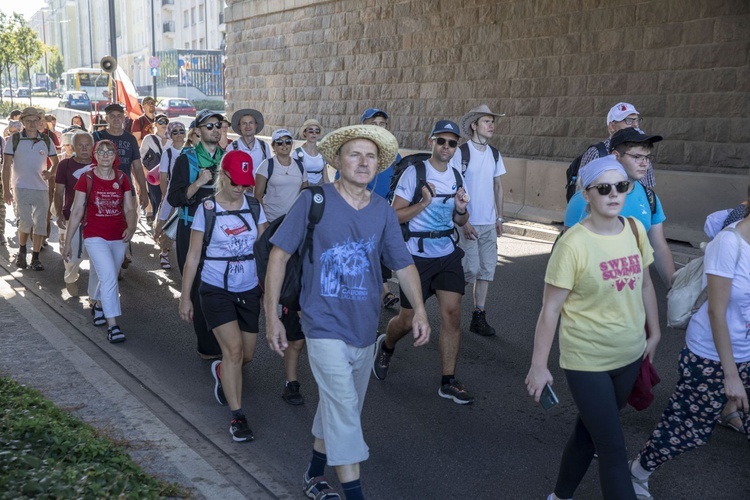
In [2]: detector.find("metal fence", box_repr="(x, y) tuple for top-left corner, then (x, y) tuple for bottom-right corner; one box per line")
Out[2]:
(155, 49), (223, 97)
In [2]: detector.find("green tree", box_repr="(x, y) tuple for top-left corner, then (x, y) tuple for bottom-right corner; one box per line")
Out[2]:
(14, 16), (45, 104)
(48, 47), (64, 83)
(0, 13), (21, 103)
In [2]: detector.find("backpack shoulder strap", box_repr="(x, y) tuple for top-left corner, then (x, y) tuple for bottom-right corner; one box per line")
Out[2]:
(626, 217), (641, 255)
(294, 147), (304, 160)
(293, 157), (305, 176)
(459, 143), (470, 175)
(231, 141), (239, 151)
(267, 157), (275, 179)
(595, 141), (609, 157)
(92, 130), (102, 142)
(411, 161), (428, 205)
(645, 187), (657, 215)
(202, 195), (217, 250)
(11, 132), (20, 152)
(260, 140), (269, 160)
(185, 147), (199, 183)
(301, 185), (326, 263)
(167, 147), (173, 163)
(243, 193), (261, 226)
(154, 136), (163, 156)
(452, 167), (463, 191)
(490, 145), (500, 164)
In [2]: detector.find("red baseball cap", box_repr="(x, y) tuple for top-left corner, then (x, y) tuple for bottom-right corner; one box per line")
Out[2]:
(221, 150), (255, 187)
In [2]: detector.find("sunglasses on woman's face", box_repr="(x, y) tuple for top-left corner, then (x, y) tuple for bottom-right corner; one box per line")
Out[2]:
(157, 119), (169, 125)
(274, 139), (293, 146)
(585, 181), (632, 196)
(171, 129), (186, 135)
(306, 128), (321, 134)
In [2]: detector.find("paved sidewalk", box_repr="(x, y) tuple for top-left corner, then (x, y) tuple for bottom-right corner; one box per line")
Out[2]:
(0, 267), (258, 500)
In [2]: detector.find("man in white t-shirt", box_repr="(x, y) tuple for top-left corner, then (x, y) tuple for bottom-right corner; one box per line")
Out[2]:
(2, 107), (59, 271)
(228, 108), (271, 171)
(449, 105), (507, 337)
(374, 119), (475, 404)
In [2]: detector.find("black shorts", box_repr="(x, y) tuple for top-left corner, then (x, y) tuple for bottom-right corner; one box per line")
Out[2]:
(281, 307), (305, 342)
(380, 259), (393, 283)
(399, 247), (465, 309)
(199, 282), (261, 332)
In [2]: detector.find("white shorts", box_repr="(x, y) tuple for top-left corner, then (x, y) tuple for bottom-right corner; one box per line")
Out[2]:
(307, 338), (373, 466)
(15, 188), (49, 236)
(459, 223), (498, 282)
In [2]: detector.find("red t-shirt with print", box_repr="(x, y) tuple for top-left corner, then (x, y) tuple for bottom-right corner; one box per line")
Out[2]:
(74, 171), (132, 241)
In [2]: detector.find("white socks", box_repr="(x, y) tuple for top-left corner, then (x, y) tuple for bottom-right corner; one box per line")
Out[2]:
(630, 458), (652, 481)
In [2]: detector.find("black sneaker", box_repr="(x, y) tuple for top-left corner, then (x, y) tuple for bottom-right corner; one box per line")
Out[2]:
(107, 325), (126, 343)
(29, 259), (44, 271)
(229, 415), (254, 442)
(14, 252), (27, 269)
(211, 360), (227, 406)
(372, 334), (392, 380)
(303, 472), (341, 499)
(470, 309), (496, 336)
(438, 378), (474, 405)
(282, 381), (304, 406)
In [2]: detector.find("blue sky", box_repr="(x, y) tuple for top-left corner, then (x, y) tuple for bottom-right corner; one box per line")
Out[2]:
(0, 0), (46, 21)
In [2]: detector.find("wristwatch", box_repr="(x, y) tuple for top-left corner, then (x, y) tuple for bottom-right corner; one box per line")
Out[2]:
(496, 217), (505, 223)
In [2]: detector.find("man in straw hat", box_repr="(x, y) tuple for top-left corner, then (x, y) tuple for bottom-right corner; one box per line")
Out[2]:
(3, 107), (59, 270)
(228, 108), (271, 170)
(265, 124), (430, 500)
(375, 119), (475, 405)
(449, 104), (507, 337)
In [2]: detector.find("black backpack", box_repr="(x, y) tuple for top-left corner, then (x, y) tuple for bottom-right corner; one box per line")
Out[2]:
(458, 142), (499, 177)
(565, 142), (608, 202)
(201, 193), (262, 289)
(396, 159), (463, 253)
(254, 185), (325, 311)
(387, 152), (431, 203)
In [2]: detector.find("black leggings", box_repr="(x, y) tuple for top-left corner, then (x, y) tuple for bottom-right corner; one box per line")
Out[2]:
(554, 357), (642, 500)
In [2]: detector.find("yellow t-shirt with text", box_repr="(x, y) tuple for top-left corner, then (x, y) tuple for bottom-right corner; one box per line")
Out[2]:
(545, 218), (654, 371)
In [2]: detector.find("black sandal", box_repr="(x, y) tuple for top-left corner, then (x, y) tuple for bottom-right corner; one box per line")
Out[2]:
(382, 292), (399, 308)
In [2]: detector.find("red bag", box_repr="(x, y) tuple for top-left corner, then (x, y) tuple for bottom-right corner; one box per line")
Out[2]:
(628, 354), (661, 411)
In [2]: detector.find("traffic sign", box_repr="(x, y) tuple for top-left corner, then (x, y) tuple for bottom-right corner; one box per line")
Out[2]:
(148, 56), (160, 69)
(150, 67), (159, 77)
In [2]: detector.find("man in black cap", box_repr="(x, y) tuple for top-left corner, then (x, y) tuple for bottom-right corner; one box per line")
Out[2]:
(374, 119), (476, 405)
(167, 109), (227, 358)
(93, 103), (149, 210)
(131, 96), (156, 145)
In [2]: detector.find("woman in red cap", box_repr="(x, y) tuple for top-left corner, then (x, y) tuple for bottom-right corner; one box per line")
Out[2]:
(62, 140), (138, 343)
(179, 150), (268, 442)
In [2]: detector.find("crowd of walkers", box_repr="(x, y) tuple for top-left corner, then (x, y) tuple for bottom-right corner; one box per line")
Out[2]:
(0, 100), (747, 500)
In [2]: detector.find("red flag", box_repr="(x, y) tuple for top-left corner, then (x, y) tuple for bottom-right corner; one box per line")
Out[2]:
(114, 66), (144, 120)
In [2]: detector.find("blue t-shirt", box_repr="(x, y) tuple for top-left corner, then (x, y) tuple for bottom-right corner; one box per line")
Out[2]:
(565, 182), (666, 232)
(270, 183), (413, 348)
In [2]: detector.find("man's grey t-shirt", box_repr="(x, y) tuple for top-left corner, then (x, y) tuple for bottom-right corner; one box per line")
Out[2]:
(271, 183), (413, 348)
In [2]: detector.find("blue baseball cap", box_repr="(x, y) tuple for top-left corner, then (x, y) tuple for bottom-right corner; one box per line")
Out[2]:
(430, 120), (460, 137)
(361, 108), (389, 123)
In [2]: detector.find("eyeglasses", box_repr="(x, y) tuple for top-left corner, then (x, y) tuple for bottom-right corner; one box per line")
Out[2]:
(95, 150), (116, 157)
(623, 152), (655, 163)
(171, 129), (186, 135)
(305, 128), (321, 134)
(156, 119), (169, 125)
(224, 171), (252, 188)
(200, 122), (220, 130)
(621, 117), (642, 126)
(585, 181), (633, 196)
(434, 137), (458, 148)
(274, 139), (293, 145)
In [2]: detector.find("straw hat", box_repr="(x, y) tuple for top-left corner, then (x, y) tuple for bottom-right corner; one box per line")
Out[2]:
(299, 118), (323, 139)
(318, 125), (399, 173)
(459, 104), (505, 138)
(19, 107), (44, 121)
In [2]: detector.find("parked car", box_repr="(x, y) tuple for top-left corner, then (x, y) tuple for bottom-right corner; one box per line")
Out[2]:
(155, 98), (196, 118)
(2, 88), (13, 97)
(16, 87), (30, 97)
(32, 86), (48, 94)
(59, 91), (91, 111)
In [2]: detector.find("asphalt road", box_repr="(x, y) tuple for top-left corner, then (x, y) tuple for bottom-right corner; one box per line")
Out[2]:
(1, 217), (748, 499)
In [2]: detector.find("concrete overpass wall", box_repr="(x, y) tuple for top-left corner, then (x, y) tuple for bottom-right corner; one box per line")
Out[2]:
(224, 0), (750, 244)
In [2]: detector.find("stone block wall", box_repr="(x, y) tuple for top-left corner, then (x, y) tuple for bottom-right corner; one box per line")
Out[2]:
(225, 0), (749, 174)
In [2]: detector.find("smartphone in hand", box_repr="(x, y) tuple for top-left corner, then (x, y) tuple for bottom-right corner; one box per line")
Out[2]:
(540, 383), (559, 410)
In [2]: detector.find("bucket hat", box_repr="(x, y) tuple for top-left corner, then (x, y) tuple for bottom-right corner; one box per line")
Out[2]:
(459, 104), (505, 138)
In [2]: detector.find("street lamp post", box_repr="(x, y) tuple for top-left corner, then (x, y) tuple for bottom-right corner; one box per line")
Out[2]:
(40, 10), (49, 92)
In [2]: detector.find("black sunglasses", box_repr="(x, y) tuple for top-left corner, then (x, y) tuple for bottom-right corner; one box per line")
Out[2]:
(585, 181), (632, 196)
(156, 119), (169, 125)
(274, 139), (293, 145)
(434, 137), (458, 148)
(171, 129), (186, 135)
(200, 122), (220, 130)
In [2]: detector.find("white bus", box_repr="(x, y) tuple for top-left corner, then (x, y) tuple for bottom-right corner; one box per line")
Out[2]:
(60, 68), (112, 103)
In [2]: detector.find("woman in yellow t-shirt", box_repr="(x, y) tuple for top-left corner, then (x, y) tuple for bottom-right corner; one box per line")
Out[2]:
(525, 155), (661, 500)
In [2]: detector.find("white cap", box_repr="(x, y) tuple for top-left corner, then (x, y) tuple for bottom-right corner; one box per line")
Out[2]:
(607, 102), (639, 125)
(272, 129), (292, 142)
